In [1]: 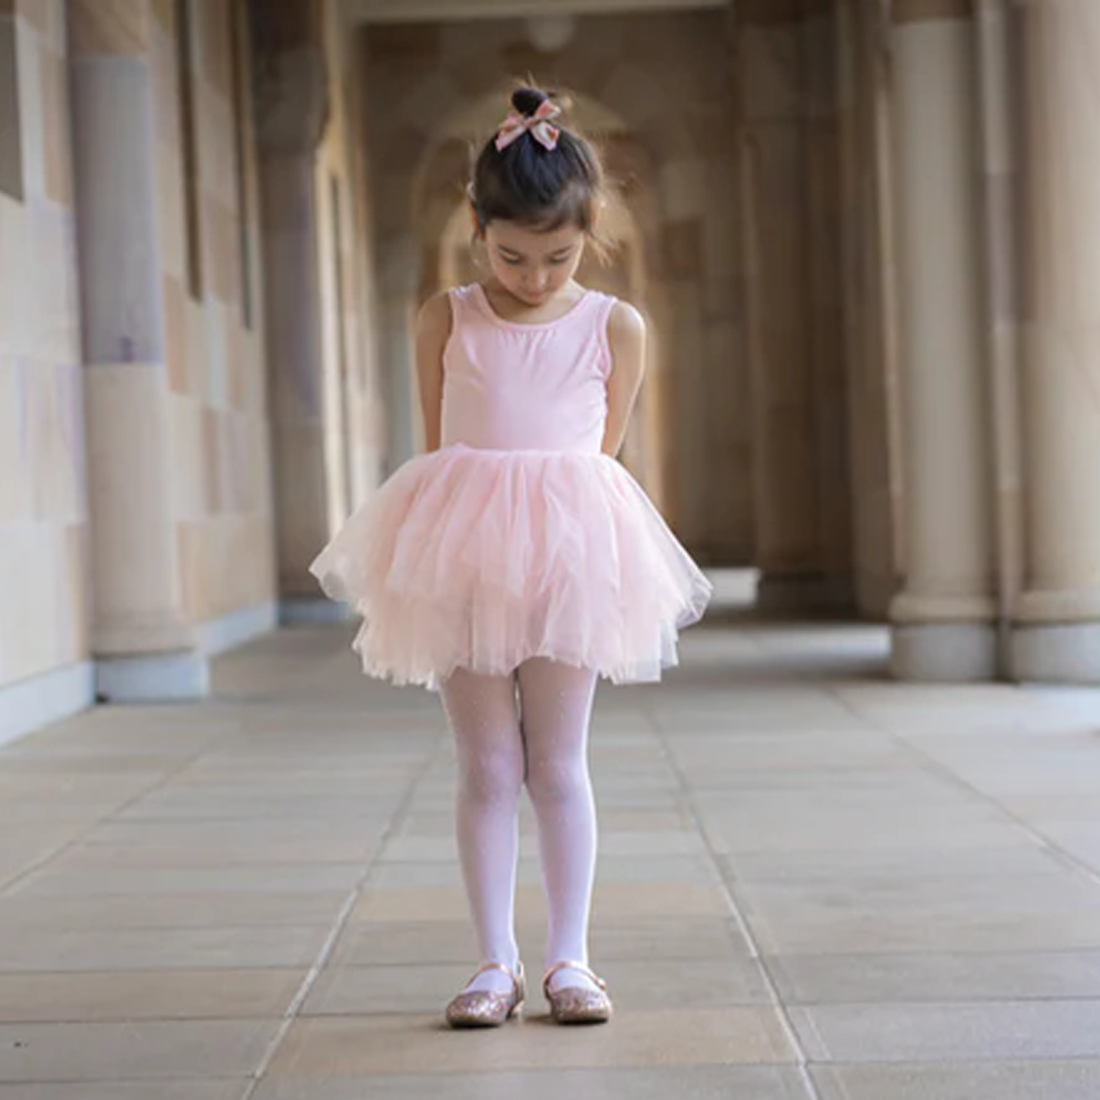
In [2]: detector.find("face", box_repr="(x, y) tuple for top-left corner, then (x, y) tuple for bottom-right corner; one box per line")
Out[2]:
(480, 218), (586, 307)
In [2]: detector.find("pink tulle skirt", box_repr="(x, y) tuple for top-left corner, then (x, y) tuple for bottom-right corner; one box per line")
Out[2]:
(310, 444), (712, 690)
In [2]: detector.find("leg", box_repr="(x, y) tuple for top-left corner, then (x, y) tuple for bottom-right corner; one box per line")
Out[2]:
(516, 657), (602, 993)
(440, 667), (524, 995)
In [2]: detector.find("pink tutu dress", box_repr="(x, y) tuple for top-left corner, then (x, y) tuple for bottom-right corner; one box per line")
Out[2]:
(310, 283), (712, 689)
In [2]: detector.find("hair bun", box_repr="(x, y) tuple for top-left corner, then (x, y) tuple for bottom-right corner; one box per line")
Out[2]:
(512, 87), (548, 118)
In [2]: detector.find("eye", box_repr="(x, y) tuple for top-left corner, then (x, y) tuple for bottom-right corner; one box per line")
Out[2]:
(501, 256), (522, 266)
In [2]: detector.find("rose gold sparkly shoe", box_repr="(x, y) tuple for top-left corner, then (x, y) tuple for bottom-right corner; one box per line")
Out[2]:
(542, 961), (613, 1025)
(444, 961), (526, 1029)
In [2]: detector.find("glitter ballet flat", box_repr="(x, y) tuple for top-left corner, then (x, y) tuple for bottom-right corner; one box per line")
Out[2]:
(542, 961), (613, 1025)
(444, 961), (526, 1028)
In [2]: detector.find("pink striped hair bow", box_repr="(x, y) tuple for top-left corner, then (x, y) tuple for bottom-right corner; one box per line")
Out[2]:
(494, 100), (562, 152)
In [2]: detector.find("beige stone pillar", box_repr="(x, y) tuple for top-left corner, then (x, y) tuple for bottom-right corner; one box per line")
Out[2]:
(802, 0), (856, 607)
(738, 4), (817, 606)
(835, 0), (903, 619)
(975, 0), (1024, 663)
(737, 0), (854, 612)
(74, 0), (278, 700)
(888, 0), (997, 679)
(1011, 0), (1100, 681)
(253, 11), (340, 623)
(72, 0), (201, 701)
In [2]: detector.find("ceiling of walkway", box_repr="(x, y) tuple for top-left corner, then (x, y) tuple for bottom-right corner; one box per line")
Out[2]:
(349, 0), (730, 21)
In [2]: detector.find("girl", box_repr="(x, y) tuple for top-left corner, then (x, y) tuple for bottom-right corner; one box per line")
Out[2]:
(311, 86), (712, 1028)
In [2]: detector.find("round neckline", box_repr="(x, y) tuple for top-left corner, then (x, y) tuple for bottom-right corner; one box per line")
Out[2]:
(472, 283), (593, 331)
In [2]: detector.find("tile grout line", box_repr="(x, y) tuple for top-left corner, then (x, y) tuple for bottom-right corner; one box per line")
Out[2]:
(645, 708), (825, 1100)
(237, 732), (449, 1100)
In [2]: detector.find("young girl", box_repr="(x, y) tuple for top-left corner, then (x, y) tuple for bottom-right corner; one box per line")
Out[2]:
(311, 86), (712, 1028)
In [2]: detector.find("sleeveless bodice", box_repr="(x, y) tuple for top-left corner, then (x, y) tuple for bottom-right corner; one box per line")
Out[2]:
(441, 283), (616, 454)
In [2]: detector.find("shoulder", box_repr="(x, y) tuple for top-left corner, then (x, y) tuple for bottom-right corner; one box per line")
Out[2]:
(606, 299), (645, 363)
(415, 289), (454, 343)
(606, 299), (645, 342)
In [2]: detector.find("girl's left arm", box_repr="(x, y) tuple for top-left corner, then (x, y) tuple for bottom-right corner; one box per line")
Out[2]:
(601, 301), (647, 458)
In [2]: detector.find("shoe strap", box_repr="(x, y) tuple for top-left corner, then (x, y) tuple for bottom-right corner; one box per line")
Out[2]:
(467, 960), (523, 997)
(542, 960), (607, 995)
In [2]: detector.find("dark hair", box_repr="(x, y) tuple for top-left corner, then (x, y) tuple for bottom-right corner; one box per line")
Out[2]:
(470, 86), (609, 247)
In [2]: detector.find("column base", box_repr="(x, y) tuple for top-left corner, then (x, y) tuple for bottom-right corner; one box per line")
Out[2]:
(96, 651), (210, 702)
(95, 603), (278, 703)
(755, 571), (855, 615)
(279, 597), (350, 625)
(0, 661), (95, 748)
(1011, 623), (1100, 684)
(195, 602), (278, 656)
(890, 622), (998, 682)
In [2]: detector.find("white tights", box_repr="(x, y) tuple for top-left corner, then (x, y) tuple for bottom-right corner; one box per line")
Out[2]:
(440, 658), (599, 995)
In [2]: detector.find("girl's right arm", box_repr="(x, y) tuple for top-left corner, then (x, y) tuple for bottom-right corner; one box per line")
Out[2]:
(415, 291), (452, 453)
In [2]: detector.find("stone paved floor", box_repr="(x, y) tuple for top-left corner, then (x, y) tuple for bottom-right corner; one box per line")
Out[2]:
(3, 580), (1100, 1098)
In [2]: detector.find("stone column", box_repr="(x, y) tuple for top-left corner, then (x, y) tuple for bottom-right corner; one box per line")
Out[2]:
(1012, 0), (1100, 681)
(835, 0), (902, 619)
(736, 0), (854, 612)
(888, 0), (997, 679)
(802, 0), (855, 608)
(74, 0), (279, 700)
(73, 0), (207, 699)
(738, 2), (822, 609)
(975, 0), (1024, 661)
(252, 9), (340, 623)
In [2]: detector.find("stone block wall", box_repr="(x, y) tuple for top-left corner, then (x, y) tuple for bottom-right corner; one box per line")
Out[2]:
(0, 0), (90, 739)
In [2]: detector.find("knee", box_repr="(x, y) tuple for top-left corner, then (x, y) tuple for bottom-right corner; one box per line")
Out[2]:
(458, 746), (523, 805)
(525, 757), (590, 808)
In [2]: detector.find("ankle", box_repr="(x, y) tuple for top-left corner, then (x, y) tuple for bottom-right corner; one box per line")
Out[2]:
(484, 948), (520, 973)
(543, 958), (601, 993)
(464, 957), (523, 995)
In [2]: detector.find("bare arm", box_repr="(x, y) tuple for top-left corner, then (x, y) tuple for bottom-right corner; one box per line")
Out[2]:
(414, 291), (452, 453)
(601, 301), (647, 458)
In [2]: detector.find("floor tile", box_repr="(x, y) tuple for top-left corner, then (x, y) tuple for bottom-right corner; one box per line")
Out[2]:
(811, 1061), (1100, 1100)
(0, 925), (331, 971)
(7, 863), (365, 899)
(790, 1000), (1100, 1062)
(254, 1065), (813, 1100)
(0, 1019), (279, 1081)
(51, 834), (381, 866)
(265, 1008), (797, 1075)
(0, 1085), (242, 1100)
(769, 945), (1100, 1003)
(0, 969), (305, 1022)
(0, 892), (347, 929)
(721, 844), (1066, 882)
